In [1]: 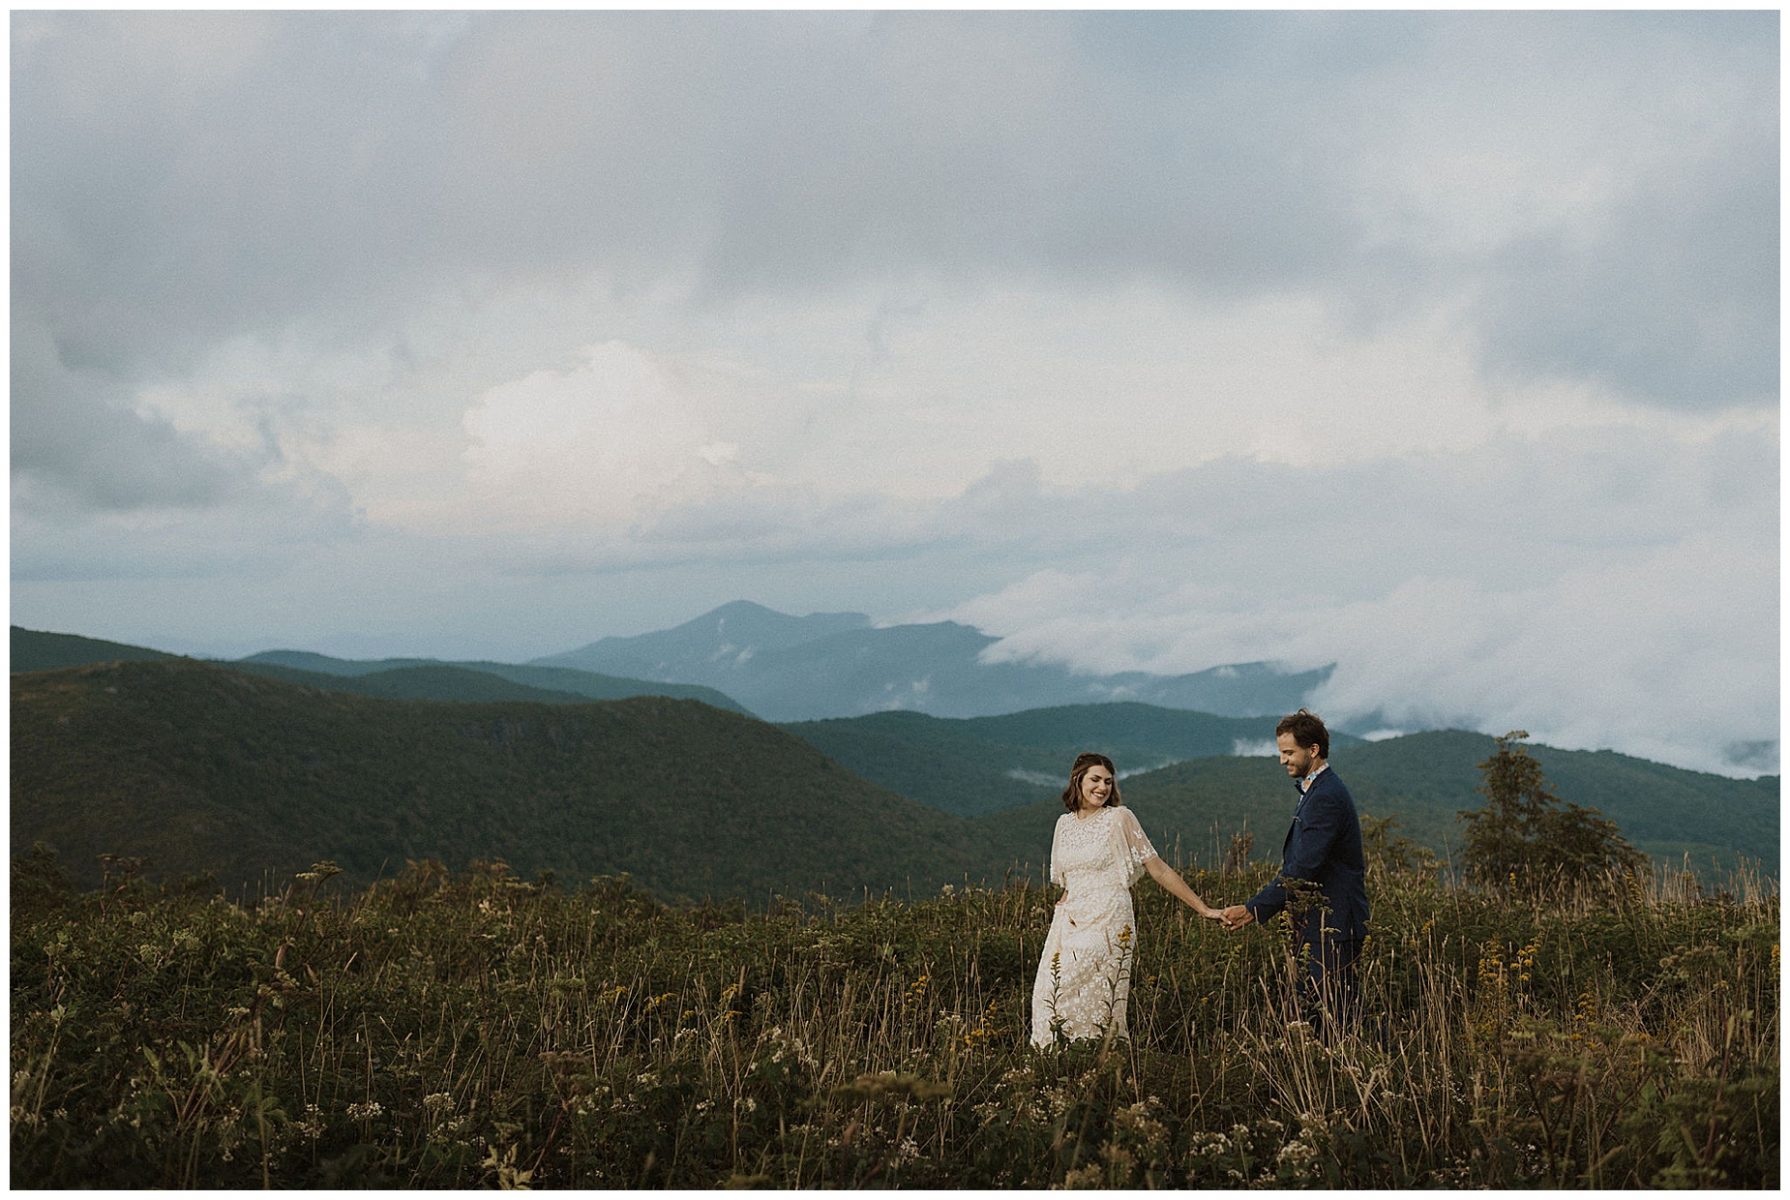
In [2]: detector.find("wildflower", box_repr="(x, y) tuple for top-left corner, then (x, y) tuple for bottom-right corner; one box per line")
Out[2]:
(423, 1092), (454, 1116)
(346, 1100), (384, 1121)
(1276, 1137), (1319, 1172)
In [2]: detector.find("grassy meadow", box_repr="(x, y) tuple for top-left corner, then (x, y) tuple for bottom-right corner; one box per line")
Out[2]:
(10, 847), (1778, 1188)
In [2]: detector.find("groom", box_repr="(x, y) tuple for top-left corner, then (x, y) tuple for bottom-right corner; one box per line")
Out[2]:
(1221, 708), (1369, 1036)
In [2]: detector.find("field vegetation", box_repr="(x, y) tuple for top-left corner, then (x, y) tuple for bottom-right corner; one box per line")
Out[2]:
(11, 840), (1776, 1187)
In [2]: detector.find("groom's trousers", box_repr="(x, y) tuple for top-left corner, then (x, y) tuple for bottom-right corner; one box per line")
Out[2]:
(1299, 934), (1362, 1040)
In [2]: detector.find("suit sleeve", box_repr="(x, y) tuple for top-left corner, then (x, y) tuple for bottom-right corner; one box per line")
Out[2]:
(1246, 786), (1346, 922)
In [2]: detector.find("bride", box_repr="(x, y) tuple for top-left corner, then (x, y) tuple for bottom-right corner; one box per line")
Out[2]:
(1030, 752), (1221, 1046)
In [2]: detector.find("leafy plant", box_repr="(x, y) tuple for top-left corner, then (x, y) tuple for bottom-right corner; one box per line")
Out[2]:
(1460, 731), (1646, 890)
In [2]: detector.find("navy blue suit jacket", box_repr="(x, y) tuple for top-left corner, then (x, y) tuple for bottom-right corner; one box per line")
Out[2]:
(1244, 766), (1369, 944)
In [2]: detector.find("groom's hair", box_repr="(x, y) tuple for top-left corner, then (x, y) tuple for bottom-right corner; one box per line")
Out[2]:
(1062, 752), (1122, 813)
(1275, 708), (1330, 758)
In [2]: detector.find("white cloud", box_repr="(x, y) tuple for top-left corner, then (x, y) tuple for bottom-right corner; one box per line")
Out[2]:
(930, 423), (1777, 777)
(461, 340), (729, 530)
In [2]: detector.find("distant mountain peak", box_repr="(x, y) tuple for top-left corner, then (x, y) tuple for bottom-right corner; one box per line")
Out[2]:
(540, 601), (874, 669)
(698, 599), (872, 631)
(531, 601), (1330, 722)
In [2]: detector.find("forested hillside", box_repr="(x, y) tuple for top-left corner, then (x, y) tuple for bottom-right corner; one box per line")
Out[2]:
(10, 661), (975, 900)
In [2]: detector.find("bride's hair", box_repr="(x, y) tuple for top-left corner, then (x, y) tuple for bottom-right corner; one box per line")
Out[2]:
(1062, 752), (1121, 813)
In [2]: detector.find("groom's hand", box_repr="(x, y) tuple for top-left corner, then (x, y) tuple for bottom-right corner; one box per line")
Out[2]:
(1220, 904), (1254, 930)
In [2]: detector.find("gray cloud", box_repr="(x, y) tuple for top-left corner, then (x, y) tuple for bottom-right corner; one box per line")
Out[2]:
(12, 11), (1776, 404)
(11, 318), (251, 512)
(10, 12), (1777, 776)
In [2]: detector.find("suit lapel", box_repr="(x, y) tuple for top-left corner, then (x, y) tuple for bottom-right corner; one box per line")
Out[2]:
(1283, 785), (1301, 853)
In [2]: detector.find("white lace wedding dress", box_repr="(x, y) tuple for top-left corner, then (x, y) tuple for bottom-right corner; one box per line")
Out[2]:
(1029, 805), (1161, 1046)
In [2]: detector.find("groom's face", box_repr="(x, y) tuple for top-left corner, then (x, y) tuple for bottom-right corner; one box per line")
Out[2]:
(1276, 732), (1318, 777)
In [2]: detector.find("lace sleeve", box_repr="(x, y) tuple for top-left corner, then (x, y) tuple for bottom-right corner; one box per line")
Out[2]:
(1116, 807), (1160, 886)
(1049, 817), (1065, 887)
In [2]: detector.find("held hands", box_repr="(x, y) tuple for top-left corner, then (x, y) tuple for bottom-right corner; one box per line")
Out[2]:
(1219, 904), (1255, 931)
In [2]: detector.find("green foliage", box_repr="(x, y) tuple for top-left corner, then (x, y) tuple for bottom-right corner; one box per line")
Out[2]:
(11, 853), (1777, 1187)
(234, 652), (752, 714)
(12, 627), (184, 673)
(12, 664), (1773, 913)
(10, 660), (978, 899)
(228, 662), (608, 705)
(1461, 731), (1646, 890)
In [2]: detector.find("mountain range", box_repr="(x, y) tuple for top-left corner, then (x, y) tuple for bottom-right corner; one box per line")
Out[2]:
(12, 628), (749, 714)
(533, 599), (1332, 721)
(11, 656), (1775, 900)
(233, 649), (750, 713)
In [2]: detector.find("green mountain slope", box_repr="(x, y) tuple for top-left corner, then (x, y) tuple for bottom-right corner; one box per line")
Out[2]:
(779, 711), (1066, 816)
(13, 661), (1770, 902)
(12, 627), (184, 672)
(228, 661), (602, 705)
(11, 660), (976, 901)
(969, 732), (1779, 878)
(240, 650), (751, 713)
(781, 703), (1363, 816)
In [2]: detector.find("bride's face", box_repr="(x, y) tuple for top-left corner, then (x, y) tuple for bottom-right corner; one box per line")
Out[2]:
(1079, 765), (1114, 809)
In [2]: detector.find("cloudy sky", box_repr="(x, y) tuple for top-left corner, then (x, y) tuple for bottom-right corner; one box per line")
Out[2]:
(12, 11), (1779, 775)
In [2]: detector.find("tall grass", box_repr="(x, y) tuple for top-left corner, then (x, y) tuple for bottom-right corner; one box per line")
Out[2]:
(10, 849), (1777, 1187)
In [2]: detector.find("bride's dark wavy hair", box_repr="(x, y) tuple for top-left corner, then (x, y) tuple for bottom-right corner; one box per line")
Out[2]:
(1062, 752), (1121, 813)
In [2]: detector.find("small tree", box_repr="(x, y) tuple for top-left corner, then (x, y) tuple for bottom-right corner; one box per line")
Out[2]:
(1459, 731), (1645, 889)
(1361, 813), (1439, 878)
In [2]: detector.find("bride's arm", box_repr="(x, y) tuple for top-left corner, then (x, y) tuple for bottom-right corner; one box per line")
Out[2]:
(1143, 856), (1220, 919)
